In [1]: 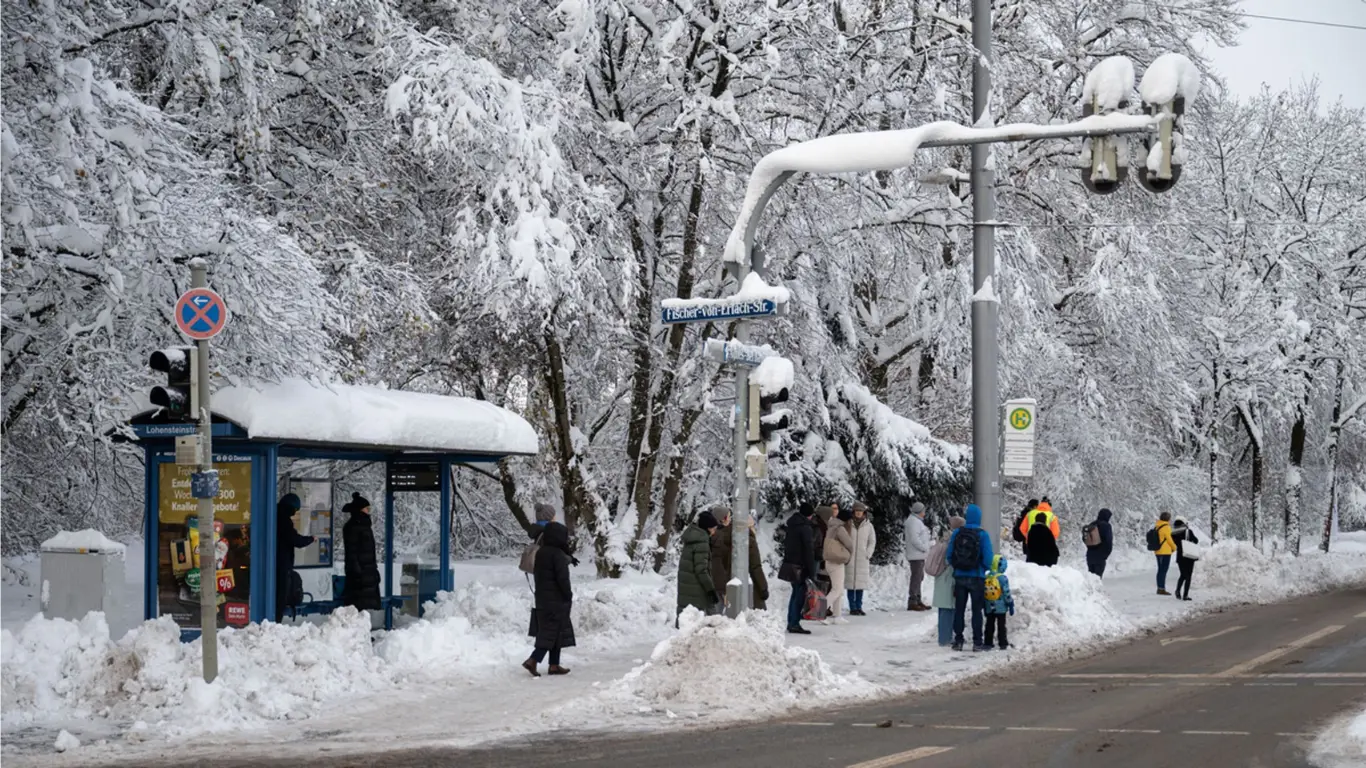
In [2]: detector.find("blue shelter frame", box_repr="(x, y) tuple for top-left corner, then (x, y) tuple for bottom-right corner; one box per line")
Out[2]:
(129, 412), (515, 640)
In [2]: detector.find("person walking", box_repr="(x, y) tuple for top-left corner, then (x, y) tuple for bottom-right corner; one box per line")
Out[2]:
(1150, 512), (1177, 595)
(1025, 511), (1060, 567)
(1012, 499), (1038, 547)
(709, 506), (770, 612)
(1171, 517), (1200, 601)
(1084, 508), (1114, 577)
(929, 516), (964, 647)
(904, 502), (932, 611)
(780, 503), (819, 634)
(676, 509), (719, 621)
(823, 507), (853, 624)
(1018, 498), (1060, 541)
(274, 493), (315, 623)
(983, 554), (1014, 651)
(341, 493), (382, 612)
(523, 521), (575, 676)
(846, 502), (876, 615)
(948, 504), (994, 651)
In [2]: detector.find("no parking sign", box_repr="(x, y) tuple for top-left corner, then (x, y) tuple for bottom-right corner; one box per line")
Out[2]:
(175, 288), (229, 340)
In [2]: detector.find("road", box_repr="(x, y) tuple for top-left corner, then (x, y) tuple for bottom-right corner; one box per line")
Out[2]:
(102, 586), (1366, 768)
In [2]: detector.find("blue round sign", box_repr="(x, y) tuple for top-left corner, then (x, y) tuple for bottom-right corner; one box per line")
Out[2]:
(175, 288), (229, 340)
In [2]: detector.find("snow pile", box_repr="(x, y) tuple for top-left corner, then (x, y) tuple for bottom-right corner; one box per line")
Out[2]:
(1139, 52), (1201, 105)
(1196, 540), (1366, 599)
(660, 272), (792, 310)
(613, 608), (872, 716)
(1, 610), (388, 736)
(1006, 563), (1134, 643)
(40, 529), (127, 555)
(1083, 56), (1135, 111)
(752, 355), (795, 396)
(1309, 704), (1366, 768)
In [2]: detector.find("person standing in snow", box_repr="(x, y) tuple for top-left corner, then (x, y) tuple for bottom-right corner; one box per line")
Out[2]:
(1151, 512), (1177, 595)
(982, 554), (1014, 650)
(813, 504), (835, 602)
(274, 493), (315, 623)
(904, 502), (932, 611)
(1017, 498), (1060, 542)
(929, 515), (964, 647)
(677, 509), (720, 621)
(1171, 517), (1199, 601)
(1084, 508), (1115, 578)
(341, 493), (382, 612)
(948, 503), (994, 651)
(533, 502), (556, 534)
(524, 521), (575, 676)
(709, 506), (770, 612)
(823, 507), (854, 624)
(780, 503), (819, 634)
(1012, 499), (1038, 547)
(1025, 512), (1060, 567)
(846, 502), (876, 615)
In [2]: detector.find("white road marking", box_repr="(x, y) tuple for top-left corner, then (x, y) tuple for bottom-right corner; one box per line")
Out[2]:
(1056, 673), (1207, 679)
(1160, 625), (1246, 646)
(1177, 682), (1232, 687)
(1258, 673), (1366, 679)
(787, 722), (835, 726)
(1057, 671), (1366, 680)
(1006, 726), (1077, 732)
(1218, 625), (1346, 677)
(1315, 682), (1366, 686)
(852, 723), (880, 727)
(1100, 729), (1162, 734)
(930, 725), (991, 731)
(1182, 730), (1251, 736)
(846, 746), (954, 768)
(1245, 682), (1298, 687)
(1356, 611), (1366, 619)
(1277, 732), (1312, 737)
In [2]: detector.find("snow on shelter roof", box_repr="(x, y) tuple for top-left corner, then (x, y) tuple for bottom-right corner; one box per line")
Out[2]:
(210, 379), (539, 456)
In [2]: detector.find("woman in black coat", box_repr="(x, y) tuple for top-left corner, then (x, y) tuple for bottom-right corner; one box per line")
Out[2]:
(524, 521), (576, 677)
(341, 493), (382, 611)
(1025, 512), (1060, 567)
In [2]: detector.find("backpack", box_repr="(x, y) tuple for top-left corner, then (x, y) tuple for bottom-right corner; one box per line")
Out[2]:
(519, 535), (542, 574)
(1145, 527), (1162, 552)
(925, 541), (949, 577)
(949, 528), (982, 571)
(984, 574), (1002, 602)
(1083, 523), (1101, 548)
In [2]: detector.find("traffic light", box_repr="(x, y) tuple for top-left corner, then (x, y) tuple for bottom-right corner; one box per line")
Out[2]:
(150, 347), (198, 420)
(1137, 96), (1185, 194)
(747, 382), (791, 446)
(1079, 102), (1129, 195)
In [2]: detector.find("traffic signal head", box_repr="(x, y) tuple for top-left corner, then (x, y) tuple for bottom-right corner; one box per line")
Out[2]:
(150, 346), (198, 420)
(748, 382), (791, 446)
(1137, 98), (1185, 193)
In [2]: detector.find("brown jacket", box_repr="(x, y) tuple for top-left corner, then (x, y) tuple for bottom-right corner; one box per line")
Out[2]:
(710, 525), (770, 610)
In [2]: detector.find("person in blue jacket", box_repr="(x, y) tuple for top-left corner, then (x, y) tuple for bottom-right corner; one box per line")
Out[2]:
(946, 503), (994, 651)
(1085, 508), (1114, 578)
(983, 554), (1015, 650)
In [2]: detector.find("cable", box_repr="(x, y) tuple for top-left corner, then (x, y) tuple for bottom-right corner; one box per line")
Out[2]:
(1137, 2), (1366, 32)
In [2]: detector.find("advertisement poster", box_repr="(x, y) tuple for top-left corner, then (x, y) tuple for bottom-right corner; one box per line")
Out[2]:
(157, 457), (252, 629)
(287, 477), (333, 568)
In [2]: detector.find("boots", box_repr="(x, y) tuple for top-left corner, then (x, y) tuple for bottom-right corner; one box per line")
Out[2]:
(522, 659), (541, 678)
(548, 665), (571, 676)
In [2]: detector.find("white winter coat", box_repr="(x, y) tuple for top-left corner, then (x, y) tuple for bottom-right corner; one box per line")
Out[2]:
(845, 516), (877, 589)
(903, 514), (931, 561)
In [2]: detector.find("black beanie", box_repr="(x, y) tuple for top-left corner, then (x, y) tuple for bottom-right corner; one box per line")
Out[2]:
(697, 510), (720, 531)
(346, 492), (371, 514)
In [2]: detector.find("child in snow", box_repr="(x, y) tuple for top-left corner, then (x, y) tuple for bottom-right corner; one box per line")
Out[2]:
(983, 554), (1014, 650)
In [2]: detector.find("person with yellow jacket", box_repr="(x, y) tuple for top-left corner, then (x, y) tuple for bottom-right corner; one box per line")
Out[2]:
(1017, 498), (1061, 541)
(1151, 512), (1177, 595)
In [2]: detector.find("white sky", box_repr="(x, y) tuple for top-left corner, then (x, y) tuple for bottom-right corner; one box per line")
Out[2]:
(1204, 0), (1366, 107)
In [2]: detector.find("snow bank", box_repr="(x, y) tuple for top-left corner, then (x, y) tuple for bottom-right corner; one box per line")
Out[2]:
(1309, 704), (1366, 768)
(1196, 540), (1366, 599)
(611, 608), (872, 716)
(1139, 52), (1201, 105)
(40, 530), (126, 555)
(1007, 563), (1134, 643)
(1083, 56), (1135, 111)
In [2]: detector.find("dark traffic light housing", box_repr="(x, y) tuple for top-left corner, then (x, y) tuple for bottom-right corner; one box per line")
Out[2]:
(150, 347), (197, 420)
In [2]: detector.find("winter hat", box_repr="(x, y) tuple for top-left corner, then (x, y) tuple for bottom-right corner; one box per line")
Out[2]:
(852, 501), (869, 514)
(697, 510), (720, 531)
(1098, 508), (1113, 522)
(949, 515), (966, 530)
(345, 492), (371, 514)
(910, 502), (926, 517)
(837, 507), (854, 523)
(1027, 499), (1040, 510)
(279, 493), (302, 512)
(709, 504), (732, 524)
(799, 501), (816, 518)
(1034, 512), (1049, 525)
(1037, 500), (1053, 513)
(534, 503), (557, 524)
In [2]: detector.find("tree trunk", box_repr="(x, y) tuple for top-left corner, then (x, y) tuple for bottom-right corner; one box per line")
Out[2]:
(1209, 358), (1220, 541)
(1238, 401), (1263, 550)
(654, 406), (705, 572)
(1321, 362), (1344, 553)
(1284, 389), (1309, 556)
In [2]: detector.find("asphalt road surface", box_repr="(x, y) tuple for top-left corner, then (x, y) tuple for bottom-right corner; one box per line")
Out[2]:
(108, 586), (1366, 768)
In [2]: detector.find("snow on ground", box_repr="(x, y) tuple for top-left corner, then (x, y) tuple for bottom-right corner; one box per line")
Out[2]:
(1309, 703), (1366, 768)
(2, 537), (1364, 766)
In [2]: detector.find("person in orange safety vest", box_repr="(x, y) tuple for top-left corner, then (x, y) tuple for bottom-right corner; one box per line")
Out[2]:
(1017, 499), (1061, 540)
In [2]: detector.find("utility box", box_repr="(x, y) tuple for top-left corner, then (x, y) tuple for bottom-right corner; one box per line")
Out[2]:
(40, 530), (128, 639)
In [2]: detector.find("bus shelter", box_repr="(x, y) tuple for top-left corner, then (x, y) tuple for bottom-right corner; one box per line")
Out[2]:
(127, 379), (538, 640)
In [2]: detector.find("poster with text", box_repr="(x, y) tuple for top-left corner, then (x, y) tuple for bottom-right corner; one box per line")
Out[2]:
(157, 457), (253, 629)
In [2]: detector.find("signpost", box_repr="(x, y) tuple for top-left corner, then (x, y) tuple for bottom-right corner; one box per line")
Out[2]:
(660, 298), (777, 325)
(1002, 398), (1037, 478)
(175, 260), (227, 683)
(702, 338), (775, 367)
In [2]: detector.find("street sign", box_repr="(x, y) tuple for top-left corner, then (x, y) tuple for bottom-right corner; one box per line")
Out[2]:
(661, 298), (777, 325)
(1002, 398), (1036, 478)
(191, 470), (221, 499)
(175, 288), (229, 340)
(388, 462), (440, 492)
(703, 338), (775, 367)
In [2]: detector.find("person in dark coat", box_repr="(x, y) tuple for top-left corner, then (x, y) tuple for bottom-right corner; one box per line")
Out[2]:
(709, 506), (770, 612)
(532, 503), (556, 537)
(677, 510), (719, 622)
(781, 503), (819, 634)
(1012, 499), (1039, 545)
(1025, 512), (1060, 567)
(341, 493), (382, 611)
(524, 521), (575, 676)
(1085, 508), (1115, 578)
(274, 493), (315, 622)
(1171, 517), (1199, 602)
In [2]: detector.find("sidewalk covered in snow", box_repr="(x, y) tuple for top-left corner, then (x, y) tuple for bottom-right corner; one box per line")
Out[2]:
(125, 379), (539, 638)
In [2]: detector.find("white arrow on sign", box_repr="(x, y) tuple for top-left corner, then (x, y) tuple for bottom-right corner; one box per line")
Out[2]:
(1159, 625), (1245, 646)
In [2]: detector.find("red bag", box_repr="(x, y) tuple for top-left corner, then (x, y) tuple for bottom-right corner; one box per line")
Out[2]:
(802, 583), (828, 621)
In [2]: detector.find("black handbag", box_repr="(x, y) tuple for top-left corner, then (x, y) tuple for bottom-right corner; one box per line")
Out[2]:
(777, 561), (801, 583)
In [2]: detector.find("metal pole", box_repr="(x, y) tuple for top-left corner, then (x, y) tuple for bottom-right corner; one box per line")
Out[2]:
(190, 258), (218, 682)
(970, 0), (1002, 547)
(728, 318), (752, 617)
